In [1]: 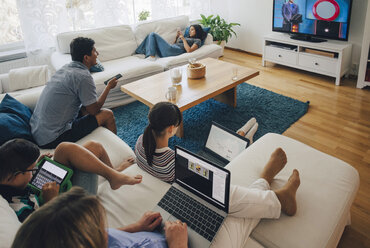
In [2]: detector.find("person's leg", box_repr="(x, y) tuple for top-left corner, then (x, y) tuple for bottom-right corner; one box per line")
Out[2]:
(40, 114), (99, 149)
(212, 148), (300, 247)
(53, 142), (142, 190)
(151, 33), (183, 57)
(274, 169), (300, 216)
(237, 117), (256, 136)
(82, 141), (135, 171)
(245, 122), (258, 144)
(135, 33), (155, 57)
(95, 108), (117, 134)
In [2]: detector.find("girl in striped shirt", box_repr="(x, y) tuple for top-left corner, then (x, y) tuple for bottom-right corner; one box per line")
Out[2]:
(135, 102), (182, 183)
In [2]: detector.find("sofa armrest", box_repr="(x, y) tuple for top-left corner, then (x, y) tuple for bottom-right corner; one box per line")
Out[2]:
(204, 33), (214, 45)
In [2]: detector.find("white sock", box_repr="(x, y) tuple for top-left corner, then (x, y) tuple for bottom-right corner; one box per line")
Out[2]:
(237, 117), (257, 134)
(245, 122), (258, 144)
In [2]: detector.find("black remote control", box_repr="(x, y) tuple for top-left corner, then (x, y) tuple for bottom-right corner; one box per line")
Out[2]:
(104, 73), (122, 85)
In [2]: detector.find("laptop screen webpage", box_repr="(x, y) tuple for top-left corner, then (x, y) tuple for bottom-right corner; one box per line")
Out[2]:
(175, 147), (230, 212)
(31, 160), (67, 189)
(205, 124), (249, 161)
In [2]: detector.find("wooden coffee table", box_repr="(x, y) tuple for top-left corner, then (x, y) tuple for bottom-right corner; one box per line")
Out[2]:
(121, 58), (259, 137)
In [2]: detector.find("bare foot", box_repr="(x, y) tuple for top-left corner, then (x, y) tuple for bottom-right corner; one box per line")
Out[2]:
(260, 148), (287, 184)
(109, 173), (143, 190)
(116, 157), (135, 172)
(237, 131), (246, 136)
(274, 169), (300, 216)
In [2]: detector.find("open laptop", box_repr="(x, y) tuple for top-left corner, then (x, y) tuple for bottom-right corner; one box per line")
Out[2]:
(198, 122), (250, 167)
(153, 146), (231, 247)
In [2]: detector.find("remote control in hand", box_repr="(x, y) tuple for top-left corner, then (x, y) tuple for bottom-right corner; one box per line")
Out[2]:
(104, 74), (122, 85)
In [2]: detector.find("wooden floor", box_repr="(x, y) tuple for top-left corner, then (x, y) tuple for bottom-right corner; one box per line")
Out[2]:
(220, 48), (370, 248)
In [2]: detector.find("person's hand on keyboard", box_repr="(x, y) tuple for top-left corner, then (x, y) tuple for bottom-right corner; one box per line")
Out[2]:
(41, 182), (59, 203)
(136, 211), (163, 231)
(118, 211), (162, 232)
(164, 220), (188, 248)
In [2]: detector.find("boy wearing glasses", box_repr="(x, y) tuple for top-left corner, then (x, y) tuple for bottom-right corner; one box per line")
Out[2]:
(0, 139), (58, 222)
(0, 139), (142, 222)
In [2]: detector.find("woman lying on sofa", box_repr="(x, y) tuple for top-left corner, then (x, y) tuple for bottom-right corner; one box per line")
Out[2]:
(135, 24), (207, 59)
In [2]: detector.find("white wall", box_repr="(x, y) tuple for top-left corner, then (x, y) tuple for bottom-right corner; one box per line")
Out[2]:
(211, 0), (369, 68)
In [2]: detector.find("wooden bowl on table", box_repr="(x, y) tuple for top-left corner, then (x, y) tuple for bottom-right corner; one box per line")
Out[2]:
(187, 63), (206, 79)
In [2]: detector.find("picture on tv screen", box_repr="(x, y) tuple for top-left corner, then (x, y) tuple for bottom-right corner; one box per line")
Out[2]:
(273, 0), (352, 40)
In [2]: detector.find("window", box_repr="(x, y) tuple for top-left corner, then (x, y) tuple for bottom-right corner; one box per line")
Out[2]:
(0, 0), (23, 47)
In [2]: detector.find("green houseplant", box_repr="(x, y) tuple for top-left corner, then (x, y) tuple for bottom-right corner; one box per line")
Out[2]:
(138, 10), (150, 21)
(199, 14), (240, 45)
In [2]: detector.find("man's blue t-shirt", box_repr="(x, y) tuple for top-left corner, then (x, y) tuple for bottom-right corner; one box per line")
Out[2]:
(30, 61), (97, 146)
(108, 228), (167, 248)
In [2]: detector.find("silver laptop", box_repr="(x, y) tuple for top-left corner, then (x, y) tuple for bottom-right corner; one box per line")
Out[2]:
(198, 122), (250, 167)
(153, 146), (231, 247)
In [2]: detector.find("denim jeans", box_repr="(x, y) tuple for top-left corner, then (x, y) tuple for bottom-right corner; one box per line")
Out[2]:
(135, 32), (184, 58)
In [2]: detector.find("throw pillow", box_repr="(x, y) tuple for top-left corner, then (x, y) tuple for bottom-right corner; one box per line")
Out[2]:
(0, 94), (34, 145)
(90, 59), (105, 73)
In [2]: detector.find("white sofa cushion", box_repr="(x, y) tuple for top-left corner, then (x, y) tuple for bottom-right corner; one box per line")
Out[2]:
(226, 133), (359, 248)
(4, 66), (48, 92)
(50, 52), (72, 71)
(0, 86), (44, 111)
(56, 25), (137, 62)
(0, 196), (21, 248)
(134, 15), (189, 45)
(93, 56), (164, 87)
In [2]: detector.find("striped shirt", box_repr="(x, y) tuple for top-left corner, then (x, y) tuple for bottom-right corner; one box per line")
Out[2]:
(135, 134), (175, 183)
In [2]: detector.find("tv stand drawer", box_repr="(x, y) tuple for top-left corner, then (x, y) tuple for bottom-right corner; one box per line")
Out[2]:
(265, 46), (297, 65)
(298, 54), (337, 74)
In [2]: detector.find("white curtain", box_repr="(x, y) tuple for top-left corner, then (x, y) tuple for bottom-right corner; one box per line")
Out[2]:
(91, 0), (132, 27)
(16, 0), (71, 66)
(15, 0), (211, 65)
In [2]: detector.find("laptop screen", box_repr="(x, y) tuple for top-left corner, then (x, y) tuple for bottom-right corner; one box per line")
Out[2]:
(205, 123), (249, 162)
(175, 146), (230, 213)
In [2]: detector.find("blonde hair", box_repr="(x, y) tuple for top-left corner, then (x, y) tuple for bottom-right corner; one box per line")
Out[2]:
(12, 187), (107, 248)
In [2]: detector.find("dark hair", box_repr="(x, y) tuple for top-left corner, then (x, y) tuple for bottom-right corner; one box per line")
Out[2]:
(70, 37), (95, 63)
(0, 139), (40, 182)
(12, 187), (107, 248)
(143, 102), (182, 166)
(188, 24), (207, 41)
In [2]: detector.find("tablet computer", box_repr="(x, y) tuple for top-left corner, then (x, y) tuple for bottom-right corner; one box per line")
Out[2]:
(28, 157), (73, 194)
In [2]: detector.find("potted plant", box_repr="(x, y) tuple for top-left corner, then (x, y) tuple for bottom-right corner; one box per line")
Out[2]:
(138, 10), (150, 21)
(199, 14), (240, 54)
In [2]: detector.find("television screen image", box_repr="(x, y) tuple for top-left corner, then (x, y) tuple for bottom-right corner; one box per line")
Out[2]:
(273, 0), (352, 41)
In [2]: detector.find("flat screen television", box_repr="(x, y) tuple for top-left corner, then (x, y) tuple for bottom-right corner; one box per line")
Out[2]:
(272, 0), (353, 42)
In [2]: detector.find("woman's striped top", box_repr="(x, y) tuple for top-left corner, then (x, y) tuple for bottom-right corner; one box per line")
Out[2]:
(135, 134), (175, 183)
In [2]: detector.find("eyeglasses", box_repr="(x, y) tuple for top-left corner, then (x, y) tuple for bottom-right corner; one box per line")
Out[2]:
(9, 168), (39, 181)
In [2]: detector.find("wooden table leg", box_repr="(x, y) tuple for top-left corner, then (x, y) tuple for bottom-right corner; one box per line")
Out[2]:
(213, 87), (237, 108)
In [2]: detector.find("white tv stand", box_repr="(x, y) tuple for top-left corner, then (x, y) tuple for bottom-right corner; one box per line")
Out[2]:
(262, 33), (352, 85)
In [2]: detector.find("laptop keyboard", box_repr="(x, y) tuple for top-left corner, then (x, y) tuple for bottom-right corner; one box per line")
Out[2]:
(158, 186), (224, 242)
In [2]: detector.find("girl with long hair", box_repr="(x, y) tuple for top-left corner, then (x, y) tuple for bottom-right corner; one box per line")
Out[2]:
(135, 102), (182, 183)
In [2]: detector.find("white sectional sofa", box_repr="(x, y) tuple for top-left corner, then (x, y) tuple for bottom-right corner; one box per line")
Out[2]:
(51, 15), (222, 108)
(0, 93), (360, 248)
(0, 16), (222, 109)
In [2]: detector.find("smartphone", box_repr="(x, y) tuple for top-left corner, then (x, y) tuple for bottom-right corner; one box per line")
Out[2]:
(104, 74), (122, 85)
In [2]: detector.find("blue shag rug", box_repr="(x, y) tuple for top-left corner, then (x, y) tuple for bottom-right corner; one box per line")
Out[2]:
(113, 83), (309, 153)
